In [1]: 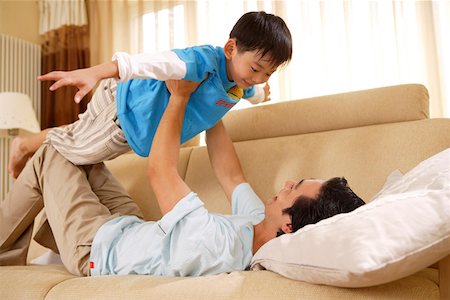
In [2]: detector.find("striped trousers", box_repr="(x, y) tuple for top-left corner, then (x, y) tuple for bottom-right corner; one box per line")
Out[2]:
(45, 79), (131, 165)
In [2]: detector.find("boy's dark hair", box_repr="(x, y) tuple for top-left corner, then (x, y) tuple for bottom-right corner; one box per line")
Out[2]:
(278, 177), (365, 236)
(229, 11), (292, 67)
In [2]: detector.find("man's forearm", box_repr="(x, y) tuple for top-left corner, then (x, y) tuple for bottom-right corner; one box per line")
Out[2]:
(147, 88), (192, 216)
(148, 97), (187, 170)
(206, 121), (246, 201)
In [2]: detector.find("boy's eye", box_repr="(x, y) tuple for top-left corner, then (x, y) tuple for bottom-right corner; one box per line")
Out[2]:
(251, 67), (257, 72)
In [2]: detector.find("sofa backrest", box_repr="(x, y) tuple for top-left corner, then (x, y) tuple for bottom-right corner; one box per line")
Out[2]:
(224, 84), (429, 142)
(105, 84), (448, 222)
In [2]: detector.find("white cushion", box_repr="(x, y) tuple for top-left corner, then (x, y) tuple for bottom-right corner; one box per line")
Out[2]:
(251, 148), (450, 287)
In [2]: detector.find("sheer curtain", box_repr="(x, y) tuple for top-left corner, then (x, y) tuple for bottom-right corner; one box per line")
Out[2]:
(87, 0), (450, 118)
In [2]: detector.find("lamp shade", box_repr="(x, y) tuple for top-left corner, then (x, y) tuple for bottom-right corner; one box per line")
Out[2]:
(0, 92), (41, 135)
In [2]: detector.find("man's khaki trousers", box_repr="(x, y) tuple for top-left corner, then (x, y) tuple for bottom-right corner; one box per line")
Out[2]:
(0, 144), (142, 276)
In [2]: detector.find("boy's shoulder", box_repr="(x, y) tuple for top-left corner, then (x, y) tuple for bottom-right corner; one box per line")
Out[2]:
(175, 44), (222, 55)
(172, 45), (224, 67)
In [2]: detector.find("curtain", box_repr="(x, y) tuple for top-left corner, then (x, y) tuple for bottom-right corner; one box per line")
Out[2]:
(86, 0), (198, 66)
(39, 0), (89, 129)
(86, 0), (450, 118)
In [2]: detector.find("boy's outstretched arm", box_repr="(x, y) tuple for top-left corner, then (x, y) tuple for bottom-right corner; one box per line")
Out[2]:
(206, 121), (246, 202)
(38, 61), (119, 103)
(147, 79), (200, 215)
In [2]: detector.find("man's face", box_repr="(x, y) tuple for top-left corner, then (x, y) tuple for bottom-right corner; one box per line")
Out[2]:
(227, 48), (277, 89)
(265, 179), (325, 231)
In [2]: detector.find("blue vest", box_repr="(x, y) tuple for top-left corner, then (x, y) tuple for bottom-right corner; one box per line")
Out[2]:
(116, 45), (255, 157)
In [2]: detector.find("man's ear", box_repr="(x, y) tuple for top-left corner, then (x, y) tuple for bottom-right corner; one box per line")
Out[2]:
(224, 39), (237, 59)
(281, 222), (293, 234)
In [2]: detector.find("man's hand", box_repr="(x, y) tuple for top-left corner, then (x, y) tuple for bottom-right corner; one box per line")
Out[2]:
(165, 79), (201, 99)
(38, 61), (119, 103)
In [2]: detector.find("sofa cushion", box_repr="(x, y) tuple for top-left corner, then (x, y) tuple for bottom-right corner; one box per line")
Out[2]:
(224, 84), (429, 142)
(0, 265), (75, 299)
(250, 148), (450, 287)
(35, 267), (437, 300)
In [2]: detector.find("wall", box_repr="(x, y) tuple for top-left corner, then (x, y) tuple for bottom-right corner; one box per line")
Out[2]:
(0, 0), (40, 43)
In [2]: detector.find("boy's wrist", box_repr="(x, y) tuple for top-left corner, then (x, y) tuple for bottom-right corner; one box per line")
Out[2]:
(92, 61), (119, 80)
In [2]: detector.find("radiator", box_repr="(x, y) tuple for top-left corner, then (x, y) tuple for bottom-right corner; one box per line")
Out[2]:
(0, 34), (41, 200)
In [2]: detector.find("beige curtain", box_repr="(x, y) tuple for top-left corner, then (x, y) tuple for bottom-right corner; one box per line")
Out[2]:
(86, 0), (450, 118)
(39, 0), (90, 129)
(87, 0), (197, 66)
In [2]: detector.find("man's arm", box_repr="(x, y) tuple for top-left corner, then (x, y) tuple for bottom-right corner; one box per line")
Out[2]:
(147, 80), (200, 215)
(206, 121), (246, 202)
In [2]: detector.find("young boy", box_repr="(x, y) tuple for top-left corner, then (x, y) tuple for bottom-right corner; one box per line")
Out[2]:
(8, 11), (292, 178)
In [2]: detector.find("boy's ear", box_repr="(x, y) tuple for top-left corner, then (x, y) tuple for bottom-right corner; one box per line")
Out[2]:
(224, 39), (237, 59)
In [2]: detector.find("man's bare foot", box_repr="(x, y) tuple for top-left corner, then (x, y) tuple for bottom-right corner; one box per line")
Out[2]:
(8, 137), (32, 179)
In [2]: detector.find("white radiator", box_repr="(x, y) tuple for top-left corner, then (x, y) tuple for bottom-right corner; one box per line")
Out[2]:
(0, 34), (41, 200)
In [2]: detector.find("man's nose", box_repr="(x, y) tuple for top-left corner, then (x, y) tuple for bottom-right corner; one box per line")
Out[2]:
(283, 180), (295, 189)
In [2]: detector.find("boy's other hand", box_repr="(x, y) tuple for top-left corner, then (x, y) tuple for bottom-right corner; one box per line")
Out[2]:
(38, 68), (99, 103)
(263, 82), (271, 102)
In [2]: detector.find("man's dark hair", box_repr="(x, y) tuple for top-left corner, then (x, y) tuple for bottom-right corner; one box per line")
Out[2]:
(229, 11), (292, 68)
(279, 177), (365, 236)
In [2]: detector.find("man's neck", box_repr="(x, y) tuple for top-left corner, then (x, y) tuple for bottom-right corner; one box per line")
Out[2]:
(252, 221), (276, 254)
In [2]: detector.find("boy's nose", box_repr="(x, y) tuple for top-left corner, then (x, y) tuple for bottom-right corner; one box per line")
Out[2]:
(252, 74), (266, 84)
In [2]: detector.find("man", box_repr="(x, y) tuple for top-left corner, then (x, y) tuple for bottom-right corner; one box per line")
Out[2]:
(0, 80), (365, 276)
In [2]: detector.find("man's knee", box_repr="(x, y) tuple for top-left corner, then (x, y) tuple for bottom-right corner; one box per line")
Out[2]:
(61, 245), (91, 276)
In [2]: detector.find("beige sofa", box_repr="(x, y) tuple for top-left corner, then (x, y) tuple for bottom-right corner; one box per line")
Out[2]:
(1, 84), (449, 299)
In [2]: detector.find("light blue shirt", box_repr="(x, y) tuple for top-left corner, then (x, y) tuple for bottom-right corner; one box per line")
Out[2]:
(89, 183), (265, 276)
(116, 45), (255, 157)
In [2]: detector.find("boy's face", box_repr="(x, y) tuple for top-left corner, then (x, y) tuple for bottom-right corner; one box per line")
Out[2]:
(224, 39), (278, 89)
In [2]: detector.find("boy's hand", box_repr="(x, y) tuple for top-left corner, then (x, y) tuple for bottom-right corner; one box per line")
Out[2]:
(262, 82), (271, 102)
(165, 79), (201, 99)
(38, 68), (99, 103)
(38, 61), (119, 103)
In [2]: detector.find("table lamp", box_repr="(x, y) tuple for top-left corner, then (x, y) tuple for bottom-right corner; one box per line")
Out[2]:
(0, 92), (41, 137)
(0, 92), (41, 199)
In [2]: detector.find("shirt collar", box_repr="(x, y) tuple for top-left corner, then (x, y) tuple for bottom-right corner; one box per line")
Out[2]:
(217, 47), (236, 91)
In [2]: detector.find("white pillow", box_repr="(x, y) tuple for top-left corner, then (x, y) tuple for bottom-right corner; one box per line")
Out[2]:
(251, 148), (450, 288)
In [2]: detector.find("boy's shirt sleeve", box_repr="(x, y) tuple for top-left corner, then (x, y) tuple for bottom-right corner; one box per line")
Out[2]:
(171, 45), (218, 82)
(243, 85), (265, 104)
(113, 51), (187, 82)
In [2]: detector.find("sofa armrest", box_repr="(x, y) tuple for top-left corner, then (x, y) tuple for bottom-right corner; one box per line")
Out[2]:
(224, 84), (429, 142)
(440, 254), (450, 300)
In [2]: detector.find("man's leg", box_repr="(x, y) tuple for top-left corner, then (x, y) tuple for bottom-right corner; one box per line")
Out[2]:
(36, 145), (122, 276)
(1, 144), (117, 276)
(0, 146), (48, 265)
(32, 162), (144, 256)
(87, 163), (144, 218)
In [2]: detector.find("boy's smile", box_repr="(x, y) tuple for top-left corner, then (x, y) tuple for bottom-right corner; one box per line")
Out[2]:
(224, 39), (278, 89)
